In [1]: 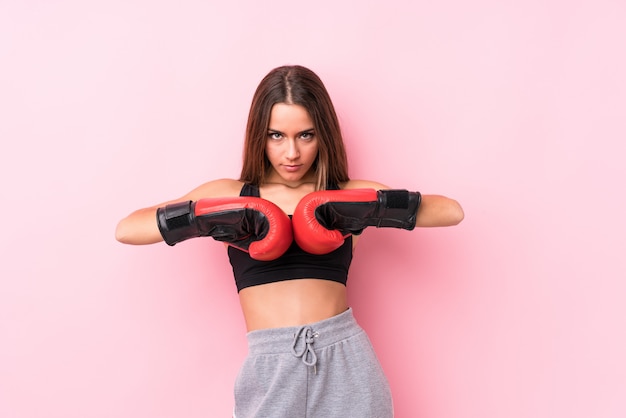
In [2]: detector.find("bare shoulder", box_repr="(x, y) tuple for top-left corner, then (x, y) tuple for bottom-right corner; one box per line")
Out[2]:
(341, 179), (391, 190)
(183, 178), (244, 201)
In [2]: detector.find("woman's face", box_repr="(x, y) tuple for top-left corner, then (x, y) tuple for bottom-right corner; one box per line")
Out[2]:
(265, 103), (319, 186)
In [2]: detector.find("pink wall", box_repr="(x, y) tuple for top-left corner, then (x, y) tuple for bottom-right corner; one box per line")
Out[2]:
(2, 1), (625, 417)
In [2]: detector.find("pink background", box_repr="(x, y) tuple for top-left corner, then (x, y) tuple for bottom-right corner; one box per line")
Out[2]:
(2, 1), (625, 417)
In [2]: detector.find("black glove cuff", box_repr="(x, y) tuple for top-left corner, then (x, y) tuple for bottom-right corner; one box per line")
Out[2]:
(156, 201), (198, 246)
(377, 189), (422, 230)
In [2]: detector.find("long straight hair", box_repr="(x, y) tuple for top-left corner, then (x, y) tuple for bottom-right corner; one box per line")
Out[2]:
(239, 65), (349, 190)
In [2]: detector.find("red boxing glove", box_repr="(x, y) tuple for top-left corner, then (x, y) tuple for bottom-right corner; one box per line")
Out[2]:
(292, 188), (422, 255)
(157, 197), (292, 261)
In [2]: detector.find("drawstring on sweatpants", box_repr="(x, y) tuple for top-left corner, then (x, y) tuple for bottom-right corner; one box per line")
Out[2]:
(292, 326), (319, 373)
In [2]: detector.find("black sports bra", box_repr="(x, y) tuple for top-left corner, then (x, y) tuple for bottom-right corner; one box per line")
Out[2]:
(227, 184), (353, 292)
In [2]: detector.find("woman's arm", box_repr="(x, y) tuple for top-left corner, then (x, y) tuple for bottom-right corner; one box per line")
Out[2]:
(414, 194), (464, 227)
(114, 178), (243, 245)
(343, 179), (464, 228)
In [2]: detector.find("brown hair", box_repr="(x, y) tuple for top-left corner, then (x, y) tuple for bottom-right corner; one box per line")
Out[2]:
(239, 65), (349, 190)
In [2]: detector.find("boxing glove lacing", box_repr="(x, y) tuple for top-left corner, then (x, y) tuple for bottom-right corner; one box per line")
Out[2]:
(292, 326), (319, 374)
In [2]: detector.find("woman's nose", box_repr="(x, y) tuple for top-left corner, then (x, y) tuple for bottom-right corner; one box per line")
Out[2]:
(286, 139), (300, 159)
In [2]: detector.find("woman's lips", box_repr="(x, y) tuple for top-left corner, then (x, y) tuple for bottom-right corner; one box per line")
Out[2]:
(283, 164), (302, 172)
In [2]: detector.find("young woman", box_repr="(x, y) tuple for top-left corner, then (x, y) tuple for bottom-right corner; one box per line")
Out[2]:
(116, 65), (464, 417)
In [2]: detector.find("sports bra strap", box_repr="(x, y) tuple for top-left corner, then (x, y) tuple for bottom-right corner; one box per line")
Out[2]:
(239, 183), (260, 197)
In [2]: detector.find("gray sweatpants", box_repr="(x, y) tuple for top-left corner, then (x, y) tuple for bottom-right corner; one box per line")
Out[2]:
(233, 308), (394, 417)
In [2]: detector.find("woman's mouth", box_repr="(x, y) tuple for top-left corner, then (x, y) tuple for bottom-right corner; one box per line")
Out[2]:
(283, 164), (302, 172)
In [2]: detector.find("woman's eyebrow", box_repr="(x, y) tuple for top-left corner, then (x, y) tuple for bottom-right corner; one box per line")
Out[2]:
(267, 128), (315, 134)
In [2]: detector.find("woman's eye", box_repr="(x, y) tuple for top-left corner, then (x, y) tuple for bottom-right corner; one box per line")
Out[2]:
(268, 132), (282, 140)
(300, 132), (314, 140)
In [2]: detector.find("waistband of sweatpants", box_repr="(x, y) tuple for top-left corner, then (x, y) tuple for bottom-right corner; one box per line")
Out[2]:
(245, 308), (363, 355)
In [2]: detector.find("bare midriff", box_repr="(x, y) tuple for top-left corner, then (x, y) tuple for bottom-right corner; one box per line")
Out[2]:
(238, 279), (349, 331)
